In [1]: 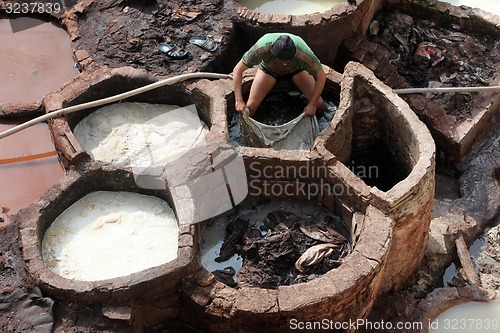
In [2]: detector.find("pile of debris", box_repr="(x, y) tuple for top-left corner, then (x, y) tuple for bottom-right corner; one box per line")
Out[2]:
(367, 10), (499, 117)
(211, 203), (352, 289)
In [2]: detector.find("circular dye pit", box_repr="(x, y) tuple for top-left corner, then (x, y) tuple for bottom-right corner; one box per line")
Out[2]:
(201, 197), (352, 289)
(429, 301), (500, 332)
(0, 16), (78, 104)
(73, 102), (209, 169)
(237, 0), (345, 15)
(42, 191), (178, 281)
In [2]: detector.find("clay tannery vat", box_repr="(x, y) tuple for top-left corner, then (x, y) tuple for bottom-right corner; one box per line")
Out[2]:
(17, 166), (195, 301)
(1, 0), (499, 332)
(178, 61), (435, 332)
(15, 58), (435, 331)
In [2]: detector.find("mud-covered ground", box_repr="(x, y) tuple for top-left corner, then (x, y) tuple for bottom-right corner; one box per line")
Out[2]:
(478, 223), (500, 291)
(366, 219), (500, 333)
(367, 10), (499, 119)
(70, 0), (238, 75)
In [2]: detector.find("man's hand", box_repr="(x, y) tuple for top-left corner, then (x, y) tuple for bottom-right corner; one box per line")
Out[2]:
(303, 103), (316, 117)
(233, 61), (249, 114)
(235, 99), (247, 113)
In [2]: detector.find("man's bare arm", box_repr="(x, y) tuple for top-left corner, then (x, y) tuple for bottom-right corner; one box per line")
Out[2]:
(232, 61), (249, 113)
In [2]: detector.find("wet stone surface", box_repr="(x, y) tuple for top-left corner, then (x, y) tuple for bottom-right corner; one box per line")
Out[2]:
(477, 221), (500, 291)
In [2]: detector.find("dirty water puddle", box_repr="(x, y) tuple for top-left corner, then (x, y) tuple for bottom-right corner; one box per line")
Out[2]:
(42, 191), (178, 281)
(441, 235), (486, 287)
(442, 219), (500, 288)
(0, 122), (64, 214)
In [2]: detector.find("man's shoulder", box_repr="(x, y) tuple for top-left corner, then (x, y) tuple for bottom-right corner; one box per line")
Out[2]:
(256, 33), (280, 46)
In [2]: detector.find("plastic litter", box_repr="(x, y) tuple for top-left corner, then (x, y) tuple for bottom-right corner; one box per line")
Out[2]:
(413, 42), (445, 66)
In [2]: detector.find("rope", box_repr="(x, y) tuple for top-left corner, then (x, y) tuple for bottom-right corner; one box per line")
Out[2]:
(394, 85), (500, 95)
(0, 72), (230, 140)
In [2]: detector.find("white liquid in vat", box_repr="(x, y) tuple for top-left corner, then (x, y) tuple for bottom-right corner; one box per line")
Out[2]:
(429, 301), (500, 332)
(42, 191), (179, 281)
(200, 216), (244, 273)
(73, 102), (208, 169)
(238, 0), (345, 15)
(442, 0), (500, 16)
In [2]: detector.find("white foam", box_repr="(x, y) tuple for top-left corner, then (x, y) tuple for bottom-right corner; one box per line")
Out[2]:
(42, 191), (179, 281)
(73, 102), (208, 169)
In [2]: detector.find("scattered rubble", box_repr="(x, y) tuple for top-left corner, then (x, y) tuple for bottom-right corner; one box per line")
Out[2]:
(367, 10), (499, 118)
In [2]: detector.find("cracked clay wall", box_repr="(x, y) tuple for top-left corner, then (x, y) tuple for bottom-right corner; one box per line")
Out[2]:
(342, 63), (435, 292)
(318, 62), (435, 292)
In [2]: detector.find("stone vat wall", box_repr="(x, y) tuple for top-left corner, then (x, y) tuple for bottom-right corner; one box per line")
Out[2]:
(330, 62), (436, 292)
(183, 204), (392, 333)
(16, 164), (198, 306)
(43, 66), (227, 166)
